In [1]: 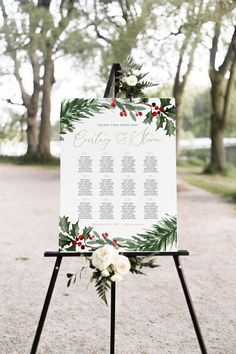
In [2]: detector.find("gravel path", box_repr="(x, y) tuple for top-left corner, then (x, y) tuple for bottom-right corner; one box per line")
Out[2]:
(0, 164), (236, 354)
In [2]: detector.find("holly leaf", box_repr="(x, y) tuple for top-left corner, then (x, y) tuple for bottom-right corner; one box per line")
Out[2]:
(165, 105), (176, 119)
(83, 226), (93, 238)
(59, 238), (70, 248)
(156, 117), (162, 130)
(143, 111), (153, 124)
(59, 216), (69, 233)
(160, 98), (171, 107)
(159, 113), (165, 128)
(165, 120), (176, 136)
(66, 244), (76, 251)
(71, 222), (79, 237)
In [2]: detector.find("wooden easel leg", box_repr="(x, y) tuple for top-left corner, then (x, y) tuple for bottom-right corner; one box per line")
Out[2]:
(30, 255), (62, 354)
(173, 255), (208, 354)
(110, 281), (116, 354)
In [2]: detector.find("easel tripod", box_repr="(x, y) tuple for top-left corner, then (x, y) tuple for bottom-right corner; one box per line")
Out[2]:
(30, 64), (208, 354)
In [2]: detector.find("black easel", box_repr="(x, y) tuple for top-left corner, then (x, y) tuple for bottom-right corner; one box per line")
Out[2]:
(30, 64), (208, 354)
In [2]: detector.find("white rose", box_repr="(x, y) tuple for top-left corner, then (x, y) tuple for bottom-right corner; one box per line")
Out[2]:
(101, 269), (110, 277)
(132, 69), (141, 76)
(111, 273), (123, 282)
(126, 75), (138, 86)
(113, 255), (130, 276)
(121, 76), (127, 83)
(92, 245), (118, 271)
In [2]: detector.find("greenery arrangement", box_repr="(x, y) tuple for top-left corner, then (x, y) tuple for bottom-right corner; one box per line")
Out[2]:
(110, 97), (176, 136)
(118, 216), (177, 251)
(60, 98), (110, 139)
(60, 58), (176, 138)
(59, 215), (177, 304)
(60, 97), (176, 138)
(117, 57), (157, 101)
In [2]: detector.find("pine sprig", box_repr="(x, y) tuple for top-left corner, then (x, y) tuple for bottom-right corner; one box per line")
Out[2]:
(60, 98), (110, 139)
(121, 216), (177, 252)
(129, 256), (159, 275)
(93, 272), (111, 305)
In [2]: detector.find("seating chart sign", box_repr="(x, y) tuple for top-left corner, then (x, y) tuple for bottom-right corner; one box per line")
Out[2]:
(59, 98), (177, 252)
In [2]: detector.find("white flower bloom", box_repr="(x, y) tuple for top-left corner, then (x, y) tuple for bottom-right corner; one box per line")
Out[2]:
(121, 76), (127, 83)
(92, 245), (118, 271)
(111, 273), (123, 282)
(126, 75), (138, 86)
(132, 69), (141, 76)
(101, 269), (110, 277)
(113, 255), (130, 276)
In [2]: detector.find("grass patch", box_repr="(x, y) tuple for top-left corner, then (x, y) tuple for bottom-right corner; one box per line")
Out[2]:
(0, 154), (60, 169)
(178, 163), (236, 207)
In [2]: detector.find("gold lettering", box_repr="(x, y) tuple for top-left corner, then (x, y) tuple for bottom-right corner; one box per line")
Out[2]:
(73, 130), (111, 149)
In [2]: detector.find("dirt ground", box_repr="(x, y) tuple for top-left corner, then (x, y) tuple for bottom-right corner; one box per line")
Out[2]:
(0, 163), (236, 354)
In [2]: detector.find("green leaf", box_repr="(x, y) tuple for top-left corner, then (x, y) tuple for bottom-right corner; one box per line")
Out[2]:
(116, 100), (125, 110)
(59, 238), (70, 248)
(135, 105), (147, 111)
(159, 113), (165, 127)
(129, 111), (136, 121)
(160, 98), (171, 107)
(93, 230), (100, 239)
(143, 111), (153, 124)
(59, 216), (69, 233)
(66, 244), (76, 251)
(156, 117), (162, 130)
(104, 238), (113, 246)
(165, 105), (176, 119)
(124, 103), (136, 110)
(86, 240), (105, 246)
(71, 222), (79, 237)
(165, 120), (176, 136)
(83, 226), (93, 238)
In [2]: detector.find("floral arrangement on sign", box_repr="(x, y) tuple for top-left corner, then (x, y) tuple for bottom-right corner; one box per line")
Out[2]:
(60, 57), (177, 304)
(60, 58), (176, 139)
(60, 215), (177, 304)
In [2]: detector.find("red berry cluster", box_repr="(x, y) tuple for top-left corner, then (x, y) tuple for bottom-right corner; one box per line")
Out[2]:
(120, 110), (127, 117)
(111, 98), (144, 118)
(101, 232), (117, 248)
(111, 98), (117, 108)
(72, 234), (94, 249)
(102, 232), (109, 238)
(151, 102), (164, 117)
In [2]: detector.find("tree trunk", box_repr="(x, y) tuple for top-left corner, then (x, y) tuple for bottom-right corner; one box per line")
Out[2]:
(207, 25), (236, 173)
(26, 112), (38, 155)
(209, 114), (226, 172)
(207, 72), (226, 172)
(37, 45), (54, 158)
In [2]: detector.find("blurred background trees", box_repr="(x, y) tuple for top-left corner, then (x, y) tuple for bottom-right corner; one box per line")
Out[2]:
(0, 0), (235, 172)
